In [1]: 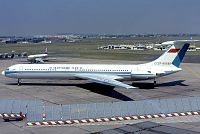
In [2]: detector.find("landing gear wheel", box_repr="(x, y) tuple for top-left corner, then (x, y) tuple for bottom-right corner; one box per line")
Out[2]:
(18, 79), (21, 86)
(154, 79), (156, 86)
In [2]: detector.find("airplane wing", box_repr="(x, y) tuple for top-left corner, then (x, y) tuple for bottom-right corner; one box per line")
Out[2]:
(75, 74), (136, 89)
(34, 58), (44, 64)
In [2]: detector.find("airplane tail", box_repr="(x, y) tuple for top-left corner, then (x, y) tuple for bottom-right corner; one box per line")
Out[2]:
(146, 40), (194, 68)
(44, 48), (48, 54)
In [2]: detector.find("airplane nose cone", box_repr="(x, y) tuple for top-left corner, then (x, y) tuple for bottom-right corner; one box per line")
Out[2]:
(1, 71), (5, 76)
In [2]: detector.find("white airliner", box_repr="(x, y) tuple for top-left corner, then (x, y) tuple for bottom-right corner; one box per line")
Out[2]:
(1, 40), (196, 89)
(27, 48), (48, 63)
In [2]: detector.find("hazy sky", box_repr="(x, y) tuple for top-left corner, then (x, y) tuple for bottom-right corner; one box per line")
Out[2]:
(0, 0), (200, 36)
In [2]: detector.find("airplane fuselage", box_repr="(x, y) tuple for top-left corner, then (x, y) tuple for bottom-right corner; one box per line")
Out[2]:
(27, 54), (48, 62)
(2, 64), (180, 81)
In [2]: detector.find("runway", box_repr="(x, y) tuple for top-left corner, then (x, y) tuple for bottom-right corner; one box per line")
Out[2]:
(0, 57), (200, 133)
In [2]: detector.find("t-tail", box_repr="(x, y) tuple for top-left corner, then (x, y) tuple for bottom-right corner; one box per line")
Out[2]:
(44, 48), (48, 54)
(146, 40), (198, 68)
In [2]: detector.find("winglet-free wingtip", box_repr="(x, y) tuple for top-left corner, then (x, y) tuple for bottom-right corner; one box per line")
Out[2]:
(126, 85), (138, 89)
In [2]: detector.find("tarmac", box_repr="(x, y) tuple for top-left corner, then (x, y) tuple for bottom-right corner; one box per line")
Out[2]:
(0, 57), (200, 134)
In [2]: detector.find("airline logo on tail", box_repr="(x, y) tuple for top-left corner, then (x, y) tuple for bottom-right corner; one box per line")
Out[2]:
(168, 48), (180, 53)
(172, 43), (190, 67)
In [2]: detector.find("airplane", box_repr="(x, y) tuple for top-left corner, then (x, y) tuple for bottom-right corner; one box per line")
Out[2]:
(1, 40), (197, 89)
(27, 48), (48, 63)
(0, 53), (8, 58)
(0, 52), (15, 59)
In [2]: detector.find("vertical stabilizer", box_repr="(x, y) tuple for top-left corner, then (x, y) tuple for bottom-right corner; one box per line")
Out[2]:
(45, 48), (48, 54)
(146, 40), (194, 67)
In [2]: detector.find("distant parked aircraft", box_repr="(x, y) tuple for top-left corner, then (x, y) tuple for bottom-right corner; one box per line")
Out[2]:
(0, 51), (15, 59)
(0, 53), (6, 58)
(27, 48), (49, 63)
(1, 40), (198, 88)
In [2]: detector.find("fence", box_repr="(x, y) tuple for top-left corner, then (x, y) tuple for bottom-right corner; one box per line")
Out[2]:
(27, 96), (200, 122)
(0, 99), (43, 114)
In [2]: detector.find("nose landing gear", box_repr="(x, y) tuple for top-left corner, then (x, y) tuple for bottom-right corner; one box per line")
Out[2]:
(17, 79), (21, 86)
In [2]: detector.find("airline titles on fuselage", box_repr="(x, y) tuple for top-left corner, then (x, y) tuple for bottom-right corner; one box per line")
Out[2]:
(23, 66), (129, 72)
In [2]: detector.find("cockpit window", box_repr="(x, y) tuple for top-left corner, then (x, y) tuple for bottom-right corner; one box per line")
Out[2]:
(6, 68), (9, 70)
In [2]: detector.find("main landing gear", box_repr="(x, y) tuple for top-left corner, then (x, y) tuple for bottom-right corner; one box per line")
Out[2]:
(154, 78), (156, 86)
(17, 79), (21, 86)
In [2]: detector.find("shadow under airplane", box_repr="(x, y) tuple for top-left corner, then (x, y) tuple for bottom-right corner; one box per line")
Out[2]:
(8, 82), (134, 101)
(77, 83), (134, 101)
(132, 80), (188, 89)
(156, 80), (188, 87)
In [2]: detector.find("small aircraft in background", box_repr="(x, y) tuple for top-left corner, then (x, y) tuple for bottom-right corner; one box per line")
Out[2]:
(27, 48), (55, 63)
(0, 51), (15, 59)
